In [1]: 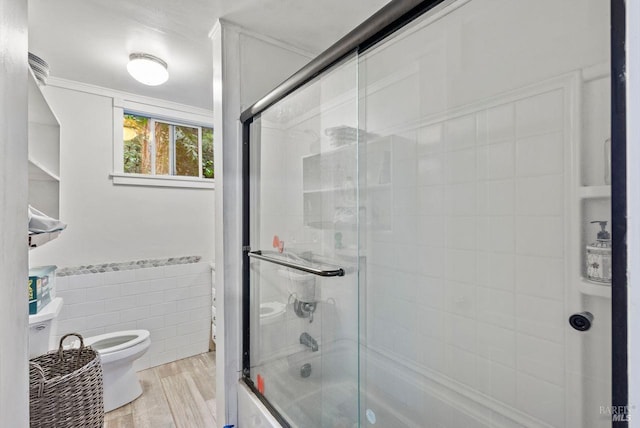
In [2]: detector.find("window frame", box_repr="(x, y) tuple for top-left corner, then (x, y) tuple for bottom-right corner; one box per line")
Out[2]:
(112, 98), (214, 189)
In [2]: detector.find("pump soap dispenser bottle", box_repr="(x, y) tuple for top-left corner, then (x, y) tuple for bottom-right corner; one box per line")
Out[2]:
(586, 220), (612, 284)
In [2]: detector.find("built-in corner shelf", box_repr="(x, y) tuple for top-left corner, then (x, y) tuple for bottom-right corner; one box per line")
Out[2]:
(29, 159), (60, 182)
(578, 277), (611, 299)
(28, 231), (61, 250)
(578, 185), (611, 199)
(28, 67), (62, 249)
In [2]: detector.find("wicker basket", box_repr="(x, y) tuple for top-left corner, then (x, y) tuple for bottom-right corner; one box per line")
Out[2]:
(29, 333), (104, 428)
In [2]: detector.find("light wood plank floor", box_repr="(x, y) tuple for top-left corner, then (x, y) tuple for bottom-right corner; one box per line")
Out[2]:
(104, 352), (216, 428)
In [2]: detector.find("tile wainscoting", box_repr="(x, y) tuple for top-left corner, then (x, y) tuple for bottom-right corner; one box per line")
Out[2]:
(55, 260), (212, 371)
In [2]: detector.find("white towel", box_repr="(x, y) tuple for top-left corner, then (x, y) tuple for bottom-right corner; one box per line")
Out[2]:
(28, 205), (67, 234)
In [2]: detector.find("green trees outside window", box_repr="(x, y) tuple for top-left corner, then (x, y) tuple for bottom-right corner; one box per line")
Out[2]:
(123, 113), (214, 179)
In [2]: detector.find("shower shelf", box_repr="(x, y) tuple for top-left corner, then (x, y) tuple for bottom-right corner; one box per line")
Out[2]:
(578, 277), (611, 298)
(28, 230), (61, 250)
(578, 185), (610, 199)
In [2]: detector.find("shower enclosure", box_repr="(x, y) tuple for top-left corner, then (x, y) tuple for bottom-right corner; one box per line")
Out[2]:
(241, 0), (624, 426)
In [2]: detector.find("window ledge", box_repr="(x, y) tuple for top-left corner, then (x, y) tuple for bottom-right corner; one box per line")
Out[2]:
(111, 173), (215, 189)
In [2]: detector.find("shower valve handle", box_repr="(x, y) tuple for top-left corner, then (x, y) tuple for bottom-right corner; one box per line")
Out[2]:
(569, 312), (594, 331)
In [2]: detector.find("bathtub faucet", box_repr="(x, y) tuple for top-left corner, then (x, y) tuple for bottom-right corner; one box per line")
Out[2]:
(300, 332), (318, 352)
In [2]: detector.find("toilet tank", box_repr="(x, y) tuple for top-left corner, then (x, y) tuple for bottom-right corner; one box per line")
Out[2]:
(28, 297), (63, 358)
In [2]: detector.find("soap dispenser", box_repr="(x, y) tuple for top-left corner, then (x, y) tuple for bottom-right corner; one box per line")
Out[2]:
(586, 220), (612, 284)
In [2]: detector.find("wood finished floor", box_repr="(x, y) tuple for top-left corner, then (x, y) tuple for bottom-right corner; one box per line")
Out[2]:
(104, 352), (216, 428)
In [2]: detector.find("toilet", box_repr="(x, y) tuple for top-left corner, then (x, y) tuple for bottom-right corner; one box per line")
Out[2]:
(259, 301), (286, 361)
(28, 298), (150, 412)
(84, 330), (151, 412)
(28, 297), (64, 358)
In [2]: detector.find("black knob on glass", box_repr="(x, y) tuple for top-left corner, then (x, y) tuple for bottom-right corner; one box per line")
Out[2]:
(569, 312), (594, 331)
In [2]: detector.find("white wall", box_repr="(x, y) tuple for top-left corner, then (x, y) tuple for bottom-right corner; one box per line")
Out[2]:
(56, 262), (212, 370)
(29, 82), (215, 269)
(211, 20), (313, 428)
(0, 0), (29, 426)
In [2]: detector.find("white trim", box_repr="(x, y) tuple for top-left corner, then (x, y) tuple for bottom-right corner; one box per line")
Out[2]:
(110, 173), (215, 189)
(46, 76), (214, 120)
(209, 18), (317, 59)
(627, 1), (640, 425)
(112, 99), (124, 173)
(123, 100), (212, 127)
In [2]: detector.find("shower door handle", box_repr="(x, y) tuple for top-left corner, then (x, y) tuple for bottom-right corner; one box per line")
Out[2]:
(248, 250), (345, 277)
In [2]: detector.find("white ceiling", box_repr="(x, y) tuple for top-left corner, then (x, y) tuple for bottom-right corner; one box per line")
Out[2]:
(28, 0), (389, 110)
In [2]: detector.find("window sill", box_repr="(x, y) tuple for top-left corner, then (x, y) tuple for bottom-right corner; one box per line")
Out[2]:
(111, 173), (215, 189)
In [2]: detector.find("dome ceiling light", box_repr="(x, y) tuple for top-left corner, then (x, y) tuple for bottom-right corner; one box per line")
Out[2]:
(127, 53), (169, 86)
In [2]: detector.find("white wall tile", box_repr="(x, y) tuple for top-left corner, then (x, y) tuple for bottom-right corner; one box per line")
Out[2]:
(417, 186), (444, 216)
(101, 269), (137, 285)
(516, 175), (564, 216)
(149, 302), (177, 318)
(516, 334), (564, 386)
(68, 273), (104, 289)
(120, 306), (151, 323)
(164, 262), (211, 277)
(445, 149), (476, 184)
(104, 296), (138, 312)
(393, 157), (417, 188)
(136, 291), (165, 307)
(477, 322), (516, 367)
(516, 373), (564, 428)
(477, 141), (514, 180)
(516, 294), (564, 343)
(477, 180), (514, 216)
(477, 358), (517, 407)
(444, 345), (477, 388)
(477, 216), (515, 253)
(446, 216), (476, 250)
(416, 123), (443, 155)
(516, 216), (564, 258)
(56, 276), (70, 291)
(445, 114), (476, 150)
(445, 280), (476, 317)
(515, 90), (564, 138)
(445, 249), (476, 284)
(516, 132), (564, 177)
(486, 104), (515, 144)
(476, 252), (515, 291)
(444, 183), (476, 216)
(137, 316), (165, 331)
(83, 312), (121, 330)
(417, 154), (443, 186)
(516, 255), (564, 300)
(477, 287), (514, 327)
(57, 289), (86, 305)
(445, 313), (477, 353)
(86, 284), (120, 301)
(134, 266), (166, 281)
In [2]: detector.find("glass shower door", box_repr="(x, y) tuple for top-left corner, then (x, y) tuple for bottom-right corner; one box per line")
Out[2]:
(246, 55), (360, 427)
(357, 1), (612, 427)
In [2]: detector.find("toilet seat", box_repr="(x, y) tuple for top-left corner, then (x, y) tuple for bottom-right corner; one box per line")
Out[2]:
(84, 330), (150, 364)
(260, 301), (286, 323)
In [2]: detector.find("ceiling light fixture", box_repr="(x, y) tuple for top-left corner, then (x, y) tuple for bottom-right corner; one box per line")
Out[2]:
(127, 53), (169, 86)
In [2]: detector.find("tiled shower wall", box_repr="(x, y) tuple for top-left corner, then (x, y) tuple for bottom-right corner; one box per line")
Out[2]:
(55, 261), (212, 370)
(366, 82), (572, 427)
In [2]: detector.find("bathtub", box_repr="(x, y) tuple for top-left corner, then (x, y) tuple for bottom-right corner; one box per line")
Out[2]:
(244, 339), (554, 428)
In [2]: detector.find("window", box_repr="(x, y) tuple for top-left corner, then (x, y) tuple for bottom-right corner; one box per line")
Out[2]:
(123, 112), (214, 179)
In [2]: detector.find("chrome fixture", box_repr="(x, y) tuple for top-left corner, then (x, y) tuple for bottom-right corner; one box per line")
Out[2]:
(299, 332), (318, 352)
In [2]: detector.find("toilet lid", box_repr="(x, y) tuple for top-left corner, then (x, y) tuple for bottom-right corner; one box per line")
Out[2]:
(84, 330), (150, 354)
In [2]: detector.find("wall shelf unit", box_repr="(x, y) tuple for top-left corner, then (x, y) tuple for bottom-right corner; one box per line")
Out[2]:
(302, 135), (393, 231)
(28, 69), (61, 248)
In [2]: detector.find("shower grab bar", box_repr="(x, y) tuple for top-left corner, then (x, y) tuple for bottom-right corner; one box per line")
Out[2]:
(248, 250), (345, 277)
